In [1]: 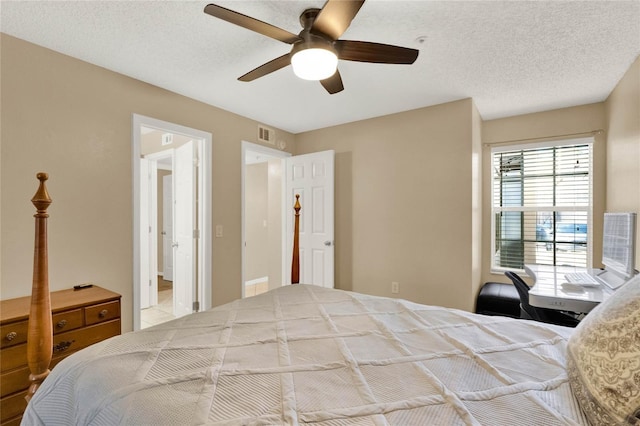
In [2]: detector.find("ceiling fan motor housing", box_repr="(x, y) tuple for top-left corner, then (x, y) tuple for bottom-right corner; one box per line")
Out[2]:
(292, 7), (337, 59)
(290, 33), (337, 59)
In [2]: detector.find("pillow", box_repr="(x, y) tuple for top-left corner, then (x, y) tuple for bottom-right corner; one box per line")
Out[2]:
(566, 274), (640, 425)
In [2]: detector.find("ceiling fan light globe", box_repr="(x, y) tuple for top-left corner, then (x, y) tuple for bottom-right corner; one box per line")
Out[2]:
(291, 48), (338, 81)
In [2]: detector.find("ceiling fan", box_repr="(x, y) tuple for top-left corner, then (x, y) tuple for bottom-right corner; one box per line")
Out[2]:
(203, 0), (419, 94)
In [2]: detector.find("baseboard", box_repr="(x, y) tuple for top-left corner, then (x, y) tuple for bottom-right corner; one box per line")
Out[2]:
(244, 276), (268, 286)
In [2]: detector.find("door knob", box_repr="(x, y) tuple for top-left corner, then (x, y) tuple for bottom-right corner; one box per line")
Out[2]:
(172, 242), (179, 248)
(324, 240), (333, 246)
(161, 231), (166, 235)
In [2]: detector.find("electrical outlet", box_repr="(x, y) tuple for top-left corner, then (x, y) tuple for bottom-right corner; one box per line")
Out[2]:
(391, 282), (399, 294)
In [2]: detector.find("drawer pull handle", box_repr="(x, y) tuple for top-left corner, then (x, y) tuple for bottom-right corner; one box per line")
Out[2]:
(99, 309), (108, 318)
(5, 331), (17, 341)
(53, 340), (75, 353)
(57, 319), (68, 328)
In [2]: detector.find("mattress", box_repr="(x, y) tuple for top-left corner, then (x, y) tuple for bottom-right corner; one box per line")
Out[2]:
(23, 284), (587, 425)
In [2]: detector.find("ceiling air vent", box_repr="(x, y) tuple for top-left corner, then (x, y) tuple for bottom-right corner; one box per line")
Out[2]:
(258, 125), (275, 145)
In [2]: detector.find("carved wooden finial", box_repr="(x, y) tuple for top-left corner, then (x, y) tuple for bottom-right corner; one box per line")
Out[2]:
(294, 194), (301, 215)
(31, 172), (52, 217)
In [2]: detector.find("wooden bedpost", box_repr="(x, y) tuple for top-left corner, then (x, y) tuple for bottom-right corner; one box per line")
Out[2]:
(26, 172), (53, 402)
(291, 194), (301, 284)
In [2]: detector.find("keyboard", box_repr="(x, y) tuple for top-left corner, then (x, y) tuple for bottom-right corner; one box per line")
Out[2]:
(565, 272), (600, 286)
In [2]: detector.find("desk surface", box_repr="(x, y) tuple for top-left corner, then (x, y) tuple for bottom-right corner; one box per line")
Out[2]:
(524, 264), (615, 313)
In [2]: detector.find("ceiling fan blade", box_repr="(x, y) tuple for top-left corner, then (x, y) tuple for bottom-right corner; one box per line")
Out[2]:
(238, 54), (291, 82)
(320, 70), (344, 94)
(311, 0), (365, 40)
(204, 4), (300, 44)
(336, 40), (419, 64)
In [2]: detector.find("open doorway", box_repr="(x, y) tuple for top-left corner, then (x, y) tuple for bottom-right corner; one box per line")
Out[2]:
(133, 114), (212, 330)
(140, 150), (173, 328)
(241, 144), (337, 294)
(241, 141), (290, 298)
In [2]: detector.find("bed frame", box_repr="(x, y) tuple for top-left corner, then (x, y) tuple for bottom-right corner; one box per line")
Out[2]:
(24, 173), (302, 401)
(291, 194), (301, 285)
(26, 173), (53, 401)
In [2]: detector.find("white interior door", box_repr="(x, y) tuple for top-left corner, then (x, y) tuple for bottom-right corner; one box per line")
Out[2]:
(139, 158), (159, 308)
(284, 150), (335, 287)
(162, 174), (174, 281)
(139, 158), (152, 309)
(173, 140), (196, 317)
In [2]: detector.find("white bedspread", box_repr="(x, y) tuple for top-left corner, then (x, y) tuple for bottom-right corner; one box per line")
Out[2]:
(23, 285), (587, 425)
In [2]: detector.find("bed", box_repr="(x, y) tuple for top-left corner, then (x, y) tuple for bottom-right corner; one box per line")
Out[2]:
(21, 173), (640, 425)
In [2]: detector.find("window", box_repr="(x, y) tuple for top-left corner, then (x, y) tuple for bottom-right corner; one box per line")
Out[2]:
(491, 138), (593, 271)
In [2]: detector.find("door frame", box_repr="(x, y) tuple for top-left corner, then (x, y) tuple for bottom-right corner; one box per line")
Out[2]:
(241, 141), (290, 298)
(132, 114), (212, 330)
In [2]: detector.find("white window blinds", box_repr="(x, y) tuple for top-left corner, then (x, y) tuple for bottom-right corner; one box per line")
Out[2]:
(491, 138), (593, 271)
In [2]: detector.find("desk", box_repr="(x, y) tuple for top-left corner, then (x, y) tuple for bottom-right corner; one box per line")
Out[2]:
(524, 264), (615, 313)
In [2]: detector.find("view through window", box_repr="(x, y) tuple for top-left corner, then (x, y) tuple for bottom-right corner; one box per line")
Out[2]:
(491, 138), (593, 271)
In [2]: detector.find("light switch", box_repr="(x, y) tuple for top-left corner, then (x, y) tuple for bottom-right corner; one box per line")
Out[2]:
(215, 225), (223, 238)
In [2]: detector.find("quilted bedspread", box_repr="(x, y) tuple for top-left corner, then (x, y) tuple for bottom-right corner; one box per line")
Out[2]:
(23, 285), (587, 425)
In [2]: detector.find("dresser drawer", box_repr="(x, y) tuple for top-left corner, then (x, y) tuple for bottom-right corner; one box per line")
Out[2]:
(0, 350), (73, 398)
(0, 322), (28, 349)
(53, 319), (120, 357)
(0, 344), (26, 372)
(0, 390), (27, 424)
(0, 365), (29, 399)
(85, 301), (120, 325)
(53, 308), (83, 334)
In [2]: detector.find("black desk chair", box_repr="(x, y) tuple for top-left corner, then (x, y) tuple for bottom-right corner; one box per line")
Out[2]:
(504, 271), (580, 328)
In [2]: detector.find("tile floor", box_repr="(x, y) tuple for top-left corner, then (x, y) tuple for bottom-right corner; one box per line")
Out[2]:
(141, 279), (175, 329)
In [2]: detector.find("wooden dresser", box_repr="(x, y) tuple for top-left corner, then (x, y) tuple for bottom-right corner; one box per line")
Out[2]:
(0, 286), (121, 426)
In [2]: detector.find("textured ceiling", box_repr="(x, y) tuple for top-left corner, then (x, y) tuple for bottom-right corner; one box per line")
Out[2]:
(2, 1), (639, 134)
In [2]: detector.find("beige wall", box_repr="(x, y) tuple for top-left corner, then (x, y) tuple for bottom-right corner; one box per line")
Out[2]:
(295, 99), (480, 312)
(244, 163), (269, 281)
(605, 55), (640, 271)
(481, 103), (607, 285)
(244, 159), (283, 290)
(0, 34), (295, 332)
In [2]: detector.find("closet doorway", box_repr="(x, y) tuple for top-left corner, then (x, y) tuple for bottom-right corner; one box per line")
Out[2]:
(241, 141), (290, 298)
(241, 143), (336, 294)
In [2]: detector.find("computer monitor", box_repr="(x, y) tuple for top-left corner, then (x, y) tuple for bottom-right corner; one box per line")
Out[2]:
(602, 212), (637, 279)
